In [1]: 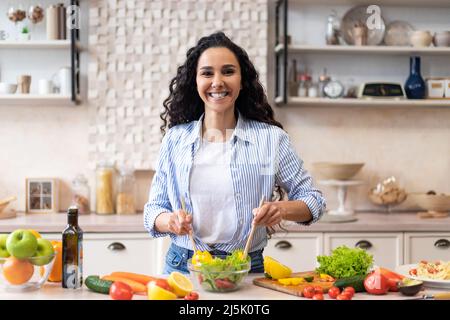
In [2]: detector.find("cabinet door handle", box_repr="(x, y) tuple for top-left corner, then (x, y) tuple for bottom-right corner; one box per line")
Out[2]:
(434, 239), (450, 249)
(355, 240), (372, 250)
(275, 240), (292, 250)
(107, 242), (126, 251)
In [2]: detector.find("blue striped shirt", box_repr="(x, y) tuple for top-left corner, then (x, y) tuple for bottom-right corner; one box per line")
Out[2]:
(143, 112), (326, 253)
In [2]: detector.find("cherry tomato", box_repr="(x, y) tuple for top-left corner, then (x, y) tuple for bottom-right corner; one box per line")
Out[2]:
(343, 286), (355, 297)
(312, 293), (324, 300)
(327, 286), (341, 299)
(313, 286), (324, 294)
(303, 286), (316, 299)
(409, 269), (417, 276)
(336, 293), (350, 300)
(109, 281), (133, 300)
(184, 291), (199, 300)
(341, 291), (353, 300)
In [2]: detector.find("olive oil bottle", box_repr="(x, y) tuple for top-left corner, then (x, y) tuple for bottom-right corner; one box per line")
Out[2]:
(62, 206), (83, 288)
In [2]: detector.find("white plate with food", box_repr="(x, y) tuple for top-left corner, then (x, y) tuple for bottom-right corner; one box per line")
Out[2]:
(396, 261), (450, 289)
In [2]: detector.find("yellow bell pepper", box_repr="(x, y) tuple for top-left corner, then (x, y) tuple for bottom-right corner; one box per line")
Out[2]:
(263, 256), (292, 280)
(191, 251), (213, 266)
(278, 277), (305, 286)
(319, 273), (335, 282)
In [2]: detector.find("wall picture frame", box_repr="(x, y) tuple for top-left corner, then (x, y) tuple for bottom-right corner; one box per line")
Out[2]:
(26, 178), (59, 213)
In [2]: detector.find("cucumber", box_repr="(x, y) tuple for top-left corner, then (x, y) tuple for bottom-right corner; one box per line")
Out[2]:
(333, 274), (367, 292)
(304, 276), (314, 282)
(85, 275), (114, 294)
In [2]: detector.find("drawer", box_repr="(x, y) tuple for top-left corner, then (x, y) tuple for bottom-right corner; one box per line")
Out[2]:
(264, 233), (323, 271)
(404, 233), (450, 264)
(42, 233), (163, 276)
(324, 233), (403, 269)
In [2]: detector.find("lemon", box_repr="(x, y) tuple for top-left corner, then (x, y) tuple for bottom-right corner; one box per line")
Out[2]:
(263, 256), (292, 280)
(167, 272), (194, 297)
(147, 282), (177, 300)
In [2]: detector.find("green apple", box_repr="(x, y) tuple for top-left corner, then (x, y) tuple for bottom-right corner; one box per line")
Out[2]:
(6, 229), (38, 259)
(31, 238), (55, 266)
(0, 234), (10, 259)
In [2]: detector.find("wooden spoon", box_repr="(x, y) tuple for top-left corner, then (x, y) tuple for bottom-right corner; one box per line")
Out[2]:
(243, 195), (265, 260)
(181, 196), (198, 253)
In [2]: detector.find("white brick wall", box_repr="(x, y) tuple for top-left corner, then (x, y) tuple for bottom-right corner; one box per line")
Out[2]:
(88, 0), (268, 170)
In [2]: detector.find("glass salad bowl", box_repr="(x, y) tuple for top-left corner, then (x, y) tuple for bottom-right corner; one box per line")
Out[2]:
(187, 253), (250, 293)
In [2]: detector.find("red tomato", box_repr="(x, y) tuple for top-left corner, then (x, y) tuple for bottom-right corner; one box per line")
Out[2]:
(336, 294), (350, 300)
(327, 286), (340, 299)
(313, 286), (324, 294)
(340, 291), (353, 300)
(312, 293), (324, 300)
(343, 287), (355, 297)
(154, 279), (172, 292)
(364, 272), (389, 295)
(409, 268), (417, 276)
(109, 281), (133, 300)
(184, 291), (199, 300)
(303, 286), (316, 299)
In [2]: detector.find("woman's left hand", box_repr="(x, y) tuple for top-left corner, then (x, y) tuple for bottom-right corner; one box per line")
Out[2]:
(252, 202), (285, 227)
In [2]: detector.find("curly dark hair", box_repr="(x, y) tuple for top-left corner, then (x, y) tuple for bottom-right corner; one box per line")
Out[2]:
(160, 31), (283, 134)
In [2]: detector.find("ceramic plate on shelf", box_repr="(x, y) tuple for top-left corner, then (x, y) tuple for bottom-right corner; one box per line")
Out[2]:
(341, 5), (386, 46)
(396, 264), (450, 289)
(384, 21), (415, 46)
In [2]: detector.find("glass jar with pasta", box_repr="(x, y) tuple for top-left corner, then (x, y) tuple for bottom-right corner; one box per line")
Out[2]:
(116, 167), (136, 215)
(95, 162), (115, 215)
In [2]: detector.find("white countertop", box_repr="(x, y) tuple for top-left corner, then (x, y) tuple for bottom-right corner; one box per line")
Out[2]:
(1, 212), (449, 233)
(0, 274), (446, 300)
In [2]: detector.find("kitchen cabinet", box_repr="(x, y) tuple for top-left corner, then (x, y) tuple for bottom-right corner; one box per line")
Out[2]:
(404, 232), (450, 264)
(273, 0), (450, 108)
(264, 233), (323, 271)
(42, 233), (166, 276)
(324, 232), (403, 270)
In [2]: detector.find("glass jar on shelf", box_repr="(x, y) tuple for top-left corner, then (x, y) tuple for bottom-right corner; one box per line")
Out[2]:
(116, 167), (137, 215)
(95, 161), (115, 215)
(298, 74), (312, 97)
(318, 69), (331, 98)
(71, 174), (90, 214)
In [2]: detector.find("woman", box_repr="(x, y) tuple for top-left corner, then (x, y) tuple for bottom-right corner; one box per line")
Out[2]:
(144, 32), (326, 274)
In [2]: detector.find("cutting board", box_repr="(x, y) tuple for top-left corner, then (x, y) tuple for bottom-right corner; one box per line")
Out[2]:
(253, 271), (334, 297)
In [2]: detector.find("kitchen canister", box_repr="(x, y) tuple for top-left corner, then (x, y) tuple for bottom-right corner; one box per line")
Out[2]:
(46, 4), (66, 40)
(426, 78), (445, 99)
(46, 5), (59, 40)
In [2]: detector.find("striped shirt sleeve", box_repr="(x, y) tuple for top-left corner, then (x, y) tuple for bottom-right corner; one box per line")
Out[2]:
(275, 130), (326, 225)
(143, 129), (173, 238)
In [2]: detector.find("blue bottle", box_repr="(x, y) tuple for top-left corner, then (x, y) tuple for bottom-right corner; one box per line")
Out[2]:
(404, 56), (425, 99)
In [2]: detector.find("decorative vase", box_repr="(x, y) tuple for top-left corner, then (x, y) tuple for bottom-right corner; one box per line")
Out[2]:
(405, 56), (426, 99)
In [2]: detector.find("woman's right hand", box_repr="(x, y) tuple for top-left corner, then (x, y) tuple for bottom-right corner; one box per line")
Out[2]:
(167, 210), (193, 235)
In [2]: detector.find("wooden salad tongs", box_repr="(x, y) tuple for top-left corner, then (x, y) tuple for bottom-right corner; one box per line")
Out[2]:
(243, 195), (265, 260)
(181, 196), (198, 253)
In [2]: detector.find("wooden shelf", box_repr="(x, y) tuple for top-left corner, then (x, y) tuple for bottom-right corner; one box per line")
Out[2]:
(0, 94), (75, 106)
(274, 96), (450, 108)
(0, 40), (82, 50)
(275, 44), (450, 56)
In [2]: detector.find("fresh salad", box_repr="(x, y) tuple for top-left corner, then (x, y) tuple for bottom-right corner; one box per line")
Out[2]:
(190, 250), (250, 292)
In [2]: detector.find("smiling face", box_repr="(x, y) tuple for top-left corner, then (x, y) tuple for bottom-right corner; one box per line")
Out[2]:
(196, 47), (242, 114)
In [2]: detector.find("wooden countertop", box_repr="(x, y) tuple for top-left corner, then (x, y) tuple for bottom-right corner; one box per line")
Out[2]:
(0, 212), (449, 233)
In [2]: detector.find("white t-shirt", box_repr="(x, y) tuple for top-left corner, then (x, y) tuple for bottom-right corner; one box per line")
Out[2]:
(189, 138), (237, 244)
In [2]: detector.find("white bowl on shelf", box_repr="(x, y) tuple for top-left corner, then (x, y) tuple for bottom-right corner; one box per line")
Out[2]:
(0, 82), (18, 94)
(312, 162), (364, 180)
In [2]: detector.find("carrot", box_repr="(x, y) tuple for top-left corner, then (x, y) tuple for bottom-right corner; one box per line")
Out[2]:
(109, 272), (160, 285)
(101, 275), (147, 293)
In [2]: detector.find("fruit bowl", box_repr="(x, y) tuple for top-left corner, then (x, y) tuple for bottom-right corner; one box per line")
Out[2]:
(187, 255), (250, 293)
(312, 162), (364, 181)
(0, 254), (56, 291)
